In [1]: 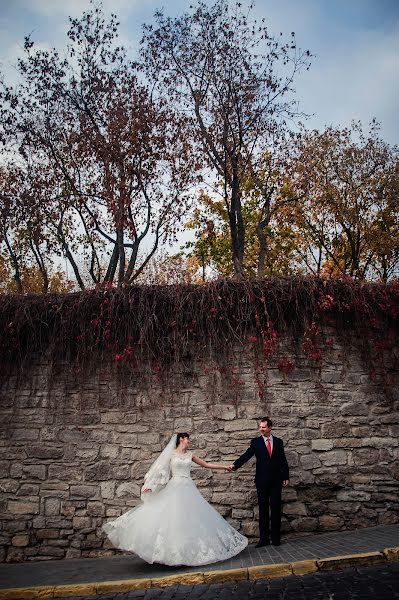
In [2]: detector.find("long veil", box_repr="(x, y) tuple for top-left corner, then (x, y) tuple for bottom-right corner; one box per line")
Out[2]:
(140, 434), (177, 501)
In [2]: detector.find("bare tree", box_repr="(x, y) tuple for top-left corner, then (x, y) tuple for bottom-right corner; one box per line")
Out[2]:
(141, 0), (311, 277)
(0, 4), (195, 289)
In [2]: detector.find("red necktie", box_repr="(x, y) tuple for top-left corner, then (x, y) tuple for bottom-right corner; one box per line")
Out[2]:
(266, 437), (272, 457)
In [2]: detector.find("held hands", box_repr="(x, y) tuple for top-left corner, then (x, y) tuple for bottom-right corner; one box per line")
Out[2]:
(226, 465), (236, 472)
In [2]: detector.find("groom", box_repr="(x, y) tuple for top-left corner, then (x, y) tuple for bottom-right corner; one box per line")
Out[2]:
(229, 417), (289, 547)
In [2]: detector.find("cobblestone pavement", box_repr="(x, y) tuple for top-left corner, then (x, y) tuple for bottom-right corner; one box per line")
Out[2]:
(54, 563), (399, 600)
(2, 524), (399, 590)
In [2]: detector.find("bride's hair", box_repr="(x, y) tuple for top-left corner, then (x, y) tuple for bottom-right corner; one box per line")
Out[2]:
(176, 432), (190, 447)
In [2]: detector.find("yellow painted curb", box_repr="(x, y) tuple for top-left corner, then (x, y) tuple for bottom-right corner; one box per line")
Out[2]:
(151, 572), (204, 588)
(1, 546), (397, 599)
(96, 578), (151, 595)
(52, 583), (98, 598)
(203, 567), (248, 584)
(291, 559), (318, 576)
(248, 562), (292, 580)
(383, 546), (399, 562)
(317, 551), (385, 571)
(0, 587), (55, 600)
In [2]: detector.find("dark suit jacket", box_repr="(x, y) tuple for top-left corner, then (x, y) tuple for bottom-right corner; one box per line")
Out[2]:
(234, 435), (289, 487)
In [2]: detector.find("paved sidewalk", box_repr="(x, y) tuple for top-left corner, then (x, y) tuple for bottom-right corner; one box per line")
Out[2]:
(0, 524), (399, 597)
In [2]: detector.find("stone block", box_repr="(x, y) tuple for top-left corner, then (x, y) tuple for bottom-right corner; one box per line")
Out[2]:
(35, 529), (59, 540)
(26, 446), (64, 459)
(70, 484), (98, 498)
(300, 453), (321, 470)
(22, 464), (46, 480)
(73, 516), (92, 528)
(16, 483), (40, 496)
(113, 465), (131, 480)
(100, 481), (115, 499)
(289, 369), (312, 382)
(334, 438), (363, 448)
(32, 516), (46, 529)
(321, 371), (342, 383)
(212, 405), (236, 420)
(319, 450), (347, 466)
(174, 416), (193, 430)
(9, 463), (23, 478)
(196, 420), (219, 433)
(318, 515), (344, 530)
(85, 462), (113, 481)
(240, 521), (258, 536)
(44, 497), (61, 516)
(115, 482), (140, 498)
(212, 492), (245, 505)
(59, 429), (88, 443)
(0, 460), (10, 477)
(8, 500), (39, 515)
(321, 422), (351, 437)
(283, 502), (307, 516)
(39, 482), (69, 497)
(352, 448), (379, 466)
(224, 419), (257, 432)
(362, 437), (398, 448)
(11, 429), (39, 441)
(100, 445), (120, 459)
(101, 412), (123, 423)
(311, 439), (333, 451)
(231, 508), (253, 519)
(61, 505), (76, 518)
(116, 423), (149, 433)
(340, 402), (370, 416)
(48, 464), (80, 481)
(137, 433), (160, 445)
(66, 548), (81, 559)
(289, 517), (318, 532)
(87, 502), (106, 516)
(76, 448), (99, 460)
(37, 545), (66, 557)
(337, 490), (371, 501)
(11, 534), (30, 547)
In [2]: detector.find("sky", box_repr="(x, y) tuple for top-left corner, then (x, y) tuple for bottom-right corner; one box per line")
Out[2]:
(0, 0), (398, 146)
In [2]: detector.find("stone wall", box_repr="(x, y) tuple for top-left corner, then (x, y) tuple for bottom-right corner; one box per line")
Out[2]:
(1, 337), (399, 563)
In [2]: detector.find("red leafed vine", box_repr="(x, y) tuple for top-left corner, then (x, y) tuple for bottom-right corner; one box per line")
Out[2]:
(0, 277), (398, 401)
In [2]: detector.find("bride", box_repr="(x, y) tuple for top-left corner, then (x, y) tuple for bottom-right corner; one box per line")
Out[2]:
(102, 432), (248, 566)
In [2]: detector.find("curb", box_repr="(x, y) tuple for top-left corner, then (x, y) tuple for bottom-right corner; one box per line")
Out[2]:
(1, 546), (398, 599)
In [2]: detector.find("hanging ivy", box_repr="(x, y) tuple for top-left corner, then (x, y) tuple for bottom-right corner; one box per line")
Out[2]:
(0, 278), (398, 399)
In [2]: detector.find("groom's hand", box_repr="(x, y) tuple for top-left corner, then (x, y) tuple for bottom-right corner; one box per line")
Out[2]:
(283, 480), (289, 487)
(227, 465), (236, 472)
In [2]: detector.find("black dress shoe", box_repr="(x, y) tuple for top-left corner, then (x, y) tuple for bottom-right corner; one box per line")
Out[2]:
(255, 540), (270, 547)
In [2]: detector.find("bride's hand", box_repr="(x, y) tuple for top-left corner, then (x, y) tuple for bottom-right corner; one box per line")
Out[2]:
(142, 488), (152, 493)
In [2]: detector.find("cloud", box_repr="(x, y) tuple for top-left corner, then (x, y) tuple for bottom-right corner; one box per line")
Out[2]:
(295, 17), (399, 143)
(14, 0), (139, 19)
(2, 0), (398, 145)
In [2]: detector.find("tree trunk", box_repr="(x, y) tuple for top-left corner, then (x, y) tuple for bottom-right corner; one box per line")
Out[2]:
(229, 169), (245, 278)
(3, 232), (23, 293)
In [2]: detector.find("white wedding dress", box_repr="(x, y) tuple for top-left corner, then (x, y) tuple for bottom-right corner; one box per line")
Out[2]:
(102, 450), (248, 566)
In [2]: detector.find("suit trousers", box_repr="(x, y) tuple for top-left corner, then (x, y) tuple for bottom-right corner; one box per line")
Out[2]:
(256, 481), (282, 543)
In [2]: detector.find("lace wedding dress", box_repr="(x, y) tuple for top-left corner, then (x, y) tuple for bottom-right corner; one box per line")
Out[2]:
(102, 450), (248, 566)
